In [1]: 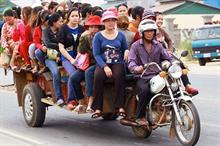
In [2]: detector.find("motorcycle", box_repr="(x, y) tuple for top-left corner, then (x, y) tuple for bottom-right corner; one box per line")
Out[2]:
(121, 51), (201, 146)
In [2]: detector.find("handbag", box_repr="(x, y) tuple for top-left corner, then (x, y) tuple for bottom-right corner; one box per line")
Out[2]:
(74, 52), (90, 71)
(0, 51), (10, 68)
(47, 48), (58, 60)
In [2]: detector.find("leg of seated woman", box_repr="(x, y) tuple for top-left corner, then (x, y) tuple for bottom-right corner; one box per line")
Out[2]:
(62, 60), (76, 102)
(35, 49), (46, 64)
(92, 65), (107, 111)
(111, 64), (125, 110)
(45, 59), (64, 102)
(85, 65), (96, 111)
(69, 69), (85, 104)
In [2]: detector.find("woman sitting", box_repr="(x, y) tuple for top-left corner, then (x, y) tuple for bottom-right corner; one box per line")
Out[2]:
(58, 8), (84, 107)
(41, 12), (65, 105)
(67, 15), (102, 112)
(91, 11), (129, 118)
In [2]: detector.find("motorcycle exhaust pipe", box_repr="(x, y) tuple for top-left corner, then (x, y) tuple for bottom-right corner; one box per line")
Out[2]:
(120, 118), (139, 127)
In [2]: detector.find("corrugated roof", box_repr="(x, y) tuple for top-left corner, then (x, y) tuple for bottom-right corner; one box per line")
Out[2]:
(151, 1), (185, 13)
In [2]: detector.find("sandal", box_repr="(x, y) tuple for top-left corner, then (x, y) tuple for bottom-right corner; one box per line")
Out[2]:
(91, 110), (102, 119)
(74, 105), (86, 114)
(116, 108), (127, 118)
(66, 100), (78, 111)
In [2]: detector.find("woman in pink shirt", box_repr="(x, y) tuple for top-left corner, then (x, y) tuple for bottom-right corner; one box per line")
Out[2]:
(1, 9), (20, 68)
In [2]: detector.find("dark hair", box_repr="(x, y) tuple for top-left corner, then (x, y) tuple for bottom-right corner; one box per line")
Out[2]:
(92, 10), (103, 17)
(154, 11), (163, 17)
(81, 6), (93, 18)
(36, 10), (50, 27)
(66, 7), (80, 22)
(92, 6), (103, 13)
(72, 2), (82, 9)
(128, 7), (133, 17)
(29, 6), (43, 28)
(48, 13), (61, 26)
(21, 6), (32, 24)
(131, 6), (144, 20)
(116, 3), (128, 10)
(12, 6), (21, 19)
(3, 9), (15, 17)
(48, 1), (59, 11)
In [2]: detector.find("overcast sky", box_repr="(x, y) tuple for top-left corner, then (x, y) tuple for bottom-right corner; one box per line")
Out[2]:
(10, 0), (106, 7)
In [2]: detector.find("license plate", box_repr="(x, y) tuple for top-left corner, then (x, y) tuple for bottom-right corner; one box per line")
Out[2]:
(203, 53), (211, 57)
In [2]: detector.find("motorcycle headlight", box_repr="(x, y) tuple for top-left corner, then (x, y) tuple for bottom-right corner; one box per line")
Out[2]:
(168, 64), (182, 79)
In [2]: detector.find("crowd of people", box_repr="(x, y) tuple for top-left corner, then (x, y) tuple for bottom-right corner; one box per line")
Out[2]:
(0, 1), (199, 126)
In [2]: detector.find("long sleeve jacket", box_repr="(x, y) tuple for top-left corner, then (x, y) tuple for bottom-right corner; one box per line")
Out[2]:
(128, 39), (172, 80)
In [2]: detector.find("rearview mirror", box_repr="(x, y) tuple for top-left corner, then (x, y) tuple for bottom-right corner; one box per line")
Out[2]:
(181, 51), (188, 57)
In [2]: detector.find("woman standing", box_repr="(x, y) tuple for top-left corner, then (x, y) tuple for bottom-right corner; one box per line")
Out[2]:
(58, 7), (84, 104)
(92, 11), (129, 118)
(42, 13), (64, 105)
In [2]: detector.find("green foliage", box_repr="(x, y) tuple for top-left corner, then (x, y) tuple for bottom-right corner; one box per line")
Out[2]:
(179, 39), (193, 60)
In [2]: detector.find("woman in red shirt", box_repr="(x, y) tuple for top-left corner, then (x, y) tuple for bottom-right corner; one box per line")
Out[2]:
(13, 6), (32, 70)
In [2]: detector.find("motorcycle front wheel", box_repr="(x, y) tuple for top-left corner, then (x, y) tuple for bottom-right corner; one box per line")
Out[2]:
(172, 100), (200, 146)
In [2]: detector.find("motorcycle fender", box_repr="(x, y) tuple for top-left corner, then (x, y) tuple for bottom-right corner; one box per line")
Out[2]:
(179, 95), (192, 101)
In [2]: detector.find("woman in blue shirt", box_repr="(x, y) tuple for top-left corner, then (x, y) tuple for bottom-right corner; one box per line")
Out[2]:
(92, 10), (129, 118)
(58, 7), (84, 105)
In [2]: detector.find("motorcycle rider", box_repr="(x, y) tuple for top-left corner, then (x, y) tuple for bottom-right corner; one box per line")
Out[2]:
(128, 19), (172, 126)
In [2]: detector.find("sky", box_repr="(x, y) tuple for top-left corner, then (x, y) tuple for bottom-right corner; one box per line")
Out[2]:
(10, 0), (106, 7)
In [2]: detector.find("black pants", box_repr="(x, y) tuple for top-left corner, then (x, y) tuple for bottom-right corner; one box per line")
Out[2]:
(181, 75), (191, 87)
(136, 78), (153, 119)
(92, 64), (125, 110)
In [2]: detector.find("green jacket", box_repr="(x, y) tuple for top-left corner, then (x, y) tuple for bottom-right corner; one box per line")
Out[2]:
(78, 34), (96, 65)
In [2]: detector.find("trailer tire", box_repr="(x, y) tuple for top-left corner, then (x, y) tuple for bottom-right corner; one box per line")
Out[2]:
(22, 83), (46, 127)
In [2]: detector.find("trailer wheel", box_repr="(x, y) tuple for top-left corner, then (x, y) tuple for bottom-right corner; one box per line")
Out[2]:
(22, 83), (46, 127)
(198, 59), (206, 66)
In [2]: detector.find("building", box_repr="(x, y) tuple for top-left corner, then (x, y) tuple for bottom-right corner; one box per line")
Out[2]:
(102, 0), (156, 9)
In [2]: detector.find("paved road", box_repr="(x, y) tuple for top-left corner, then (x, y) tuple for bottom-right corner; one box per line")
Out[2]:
(0, 62), (219, 146)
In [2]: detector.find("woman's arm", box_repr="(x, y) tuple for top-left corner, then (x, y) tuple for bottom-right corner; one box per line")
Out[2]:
(92, 34), (106, 68)
(42, 28), (58, 50)
(58, 43), (75, 63)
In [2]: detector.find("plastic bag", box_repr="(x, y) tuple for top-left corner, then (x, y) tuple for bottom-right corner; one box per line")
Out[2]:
(74, 53), (90, 71)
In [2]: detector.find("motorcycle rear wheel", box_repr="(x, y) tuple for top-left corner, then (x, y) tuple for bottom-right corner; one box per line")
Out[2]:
(131, 126), (152, 138)
(172, 101), (200, 146)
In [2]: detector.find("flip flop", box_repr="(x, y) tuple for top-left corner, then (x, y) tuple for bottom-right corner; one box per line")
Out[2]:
(117, 111), (127, 118)
(74, 105), (86, 114)
(91, 112), (102, 119)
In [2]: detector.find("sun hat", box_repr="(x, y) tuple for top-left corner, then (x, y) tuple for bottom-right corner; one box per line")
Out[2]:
(101, 10), (118, 22)
(85, 15), (102, 26)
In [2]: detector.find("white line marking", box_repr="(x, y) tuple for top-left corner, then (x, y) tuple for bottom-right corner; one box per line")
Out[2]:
(0, 128), (43, 145)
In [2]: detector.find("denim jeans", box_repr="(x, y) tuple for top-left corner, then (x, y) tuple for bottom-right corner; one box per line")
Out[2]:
(28, 43), (36, 59)
(62, 59), (76, 102)
(35, 49), (46, 64)
(85, 65), (96, 97)
(45, 59), (63, 100)
(69, 69), (85, 101)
